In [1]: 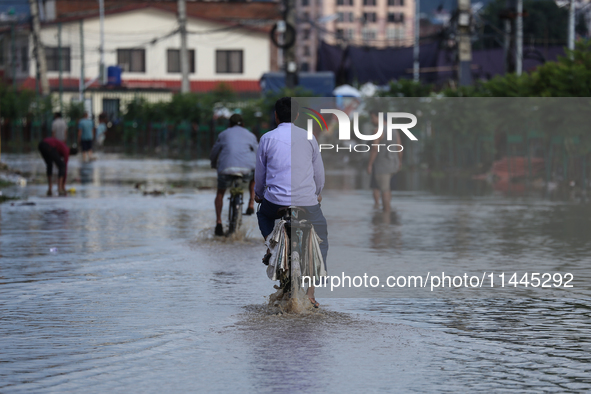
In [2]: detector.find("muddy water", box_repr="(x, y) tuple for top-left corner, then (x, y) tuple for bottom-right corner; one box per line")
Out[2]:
(1, 154), (590, 392)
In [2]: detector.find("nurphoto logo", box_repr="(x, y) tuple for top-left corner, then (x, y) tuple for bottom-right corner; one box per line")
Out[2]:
(304, 108), (418, 153)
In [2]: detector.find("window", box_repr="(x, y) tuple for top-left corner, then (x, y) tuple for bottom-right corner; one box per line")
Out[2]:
(302, 0), (309, 6)
(363, 12), (377, 23)
(337, 0), (353, 6)
(347, 29), (355, 40)
(117, 49), (145, 72)
(336, 29), (344, 39)
(167, 49), (195, 73)
(337, 12), (344, 22)
(301, 62), (310, 72)
(337, 0), (344, 5)
(46, 47), (71, 72)
(21, 46), (28, 72)
(388, 0), (404, 4)
(303, 29), (311, 40)
(303, 12), (310, 21)
(362, 28), (376, 40)
(216, 50), (243, 73)
(363, 0), (376, 5)
(387, 27), (405, 40)
(303, 46), (310, 56)
(387, 12), (405, 23)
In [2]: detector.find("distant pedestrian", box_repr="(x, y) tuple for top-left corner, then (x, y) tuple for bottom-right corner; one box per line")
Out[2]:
(51, 112), (68, 143)
(96, 113), (107, 148)
(366, 111), (402, 212)
(38, 137), (78, 196)
(78, 112), (95, 162)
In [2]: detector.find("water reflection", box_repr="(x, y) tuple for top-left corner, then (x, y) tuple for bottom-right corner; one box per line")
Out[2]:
(79, 162), (94, 185)
(370, 210), (402, 251)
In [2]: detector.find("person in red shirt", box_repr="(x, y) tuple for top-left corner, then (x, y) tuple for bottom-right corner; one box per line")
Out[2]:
(38, 137), (78, 196)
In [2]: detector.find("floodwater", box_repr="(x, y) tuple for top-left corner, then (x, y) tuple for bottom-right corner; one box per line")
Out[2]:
(1, 153), (590, 392)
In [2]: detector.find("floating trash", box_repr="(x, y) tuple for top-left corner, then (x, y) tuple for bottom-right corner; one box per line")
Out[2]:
(49, 247), (58, 253)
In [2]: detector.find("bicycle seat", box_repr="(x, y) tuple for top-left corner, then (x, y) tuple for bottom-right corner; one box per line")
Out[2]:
(277, 206), (307, 219)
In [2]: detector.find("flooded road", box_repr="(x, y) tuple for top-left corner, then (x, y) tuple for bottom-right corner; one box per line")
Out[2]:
(1, 154), (590, 392)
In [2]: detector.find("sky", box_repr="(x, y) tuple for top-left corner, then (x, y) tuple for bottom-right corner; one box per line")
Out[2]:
(0, 0), (29, 15)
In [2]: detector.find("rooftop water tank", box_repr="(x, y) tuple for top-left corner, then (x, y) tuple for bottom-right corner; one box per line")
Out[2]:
(107, 66), (122, 86)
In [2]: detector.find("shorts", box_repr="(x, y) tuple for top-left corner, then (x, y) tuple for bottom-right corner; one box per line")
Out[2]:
(217, 171), (253, 190)
(373, 173), (394, 192)
(81, 139), (93, 152)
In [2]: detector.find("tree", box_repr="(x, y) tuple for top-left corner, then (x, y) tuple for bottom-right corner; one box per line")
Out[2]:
(477, 0), (568, 49)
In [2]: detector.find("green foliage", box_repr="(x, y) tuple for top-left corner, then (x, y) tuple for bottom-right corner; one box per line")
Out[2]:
(167, 93), (201, 124)
(379, 79), (434, 97)
(0, 83), (35, 119)
(65, 101), (85, 122)
(529, 41), (591, 97)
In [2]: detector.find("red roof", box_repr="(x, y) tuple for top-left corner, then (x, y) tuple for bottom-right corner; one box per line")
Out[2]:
(47, 2), (278, 33)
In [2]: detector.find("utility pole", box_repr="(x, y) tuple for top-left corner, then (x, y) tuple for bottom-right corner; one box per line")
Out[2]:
(58, 22), (63, 112)
(568, 0), (575, 55)
(79, 19), (85, 102)
(502, 0), (512, 73)
(11, 23), (16, 88)
(515, 0), (523, 75)
(29, 0), (49, 95)
(284, 0), (297, 88)
(413, 0), (420, 82)
(457, 0), (472, 86)
(178, 0), (190, 93)
(99, 0), (106, 84)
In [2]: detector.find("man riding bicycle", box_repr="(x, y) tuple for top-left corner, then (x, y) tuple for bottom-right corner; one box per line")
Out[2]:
(210, 114), (258, 236)
(254, 97), (328, 308)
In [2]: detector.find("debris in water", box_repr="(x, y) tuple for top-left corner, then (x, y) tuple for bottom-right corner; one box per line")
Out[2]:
(143, 190), (165, 196)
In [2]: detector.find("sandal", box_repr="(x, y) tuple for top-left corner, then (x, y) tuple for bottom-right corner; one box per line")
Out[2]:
(262, 251), (271, 266)
(308, 297), (319, 308)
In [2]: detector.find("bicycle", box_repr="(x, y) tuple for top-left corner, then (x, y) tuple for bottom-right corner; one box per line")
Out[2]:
(226, 174), (244, 236)
(275, 206), (313, 303)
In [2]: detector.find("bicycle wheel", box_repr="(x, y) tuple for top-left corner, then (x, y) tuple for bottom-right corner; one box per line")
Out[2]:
(227, 193), (243, 235)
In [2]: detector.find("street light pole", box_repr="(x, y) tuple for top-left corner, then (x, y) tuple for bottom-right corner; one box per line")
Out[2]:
(99, 0), (106, 84)
(515, 0), (523, 75)
(568, 0), (575, 56)
(413, 0), (420, 82)
(178, 0), (190, 93)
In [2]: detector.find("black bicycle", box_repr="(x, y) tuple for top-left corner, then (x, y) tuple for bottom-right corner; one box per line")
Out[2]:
(276, 206), (313, 300)
(226, 174), (244, 236)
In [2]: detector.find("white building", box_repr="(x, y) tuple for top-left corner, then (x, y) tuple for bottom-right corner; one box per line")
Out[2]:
(0, 4), (274, 117)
